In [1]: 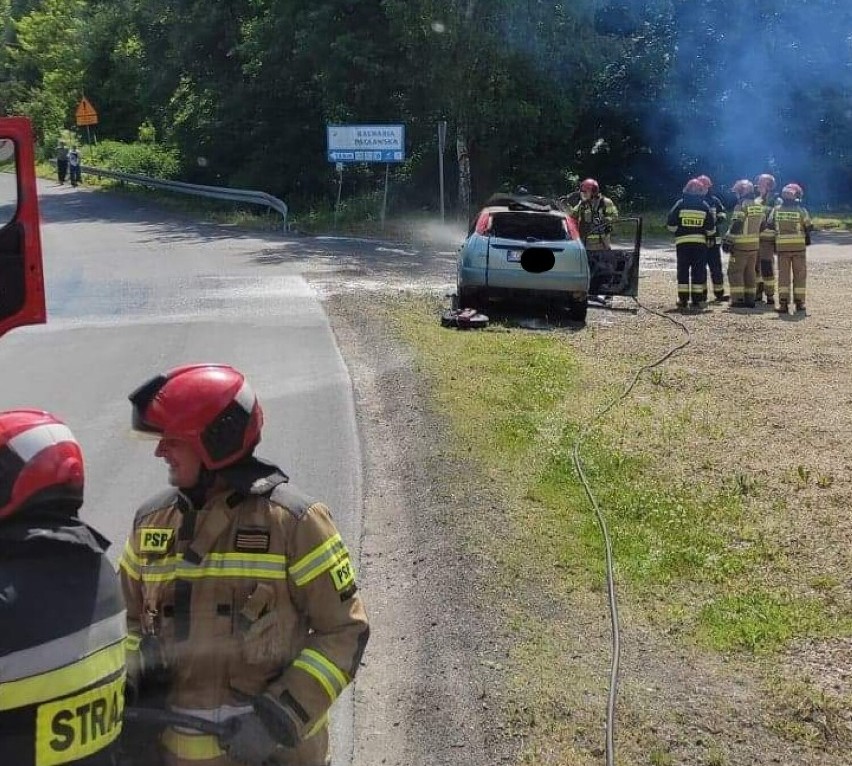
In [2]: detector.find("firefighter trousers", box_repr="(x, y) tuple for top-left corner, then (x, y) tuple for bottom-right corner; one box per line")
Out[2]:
(777, 250), (807, 307)
(755, 240), (776, 300)
(728, 248), (757, 304)
(705, 244), (725, 299)
(676, 244), (707, 306)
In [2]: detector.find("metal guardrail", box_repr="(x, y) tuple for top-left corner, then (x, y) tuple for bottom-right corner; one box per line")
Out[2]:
(50, 160), (289, 228)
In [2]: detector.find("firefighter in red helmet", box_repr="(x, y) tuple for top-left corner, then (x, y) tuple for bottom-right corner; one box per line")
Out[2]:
(118, 364), (369, 766)
(754, 173), (779, 306)
(723, 179), (764, 308)
(695, 175), (729, 302)
(666, 179), (716, 308)
(0, 410), (126, 766)
(766, 183), (813, 314)
(570, 178), (619, 305)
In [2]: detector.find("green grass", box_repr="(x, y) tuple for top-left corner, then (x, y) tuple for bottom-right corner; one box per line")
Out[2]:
(395, 295), (847, 653)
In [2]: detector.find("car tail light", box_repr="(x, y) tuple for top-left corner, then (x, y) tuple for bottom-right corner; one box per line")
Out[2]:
(475, 212), (492, 235)
(564, 215), (580, 240)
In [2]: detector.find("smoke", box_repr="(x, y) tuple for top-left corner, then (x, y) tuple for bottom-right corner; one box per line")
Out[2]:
(649, 1), (852, 205)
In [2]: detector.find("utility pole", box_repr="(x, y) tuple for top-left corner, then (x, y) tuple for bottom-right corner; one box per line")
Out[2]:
(437, 120), (447, 224)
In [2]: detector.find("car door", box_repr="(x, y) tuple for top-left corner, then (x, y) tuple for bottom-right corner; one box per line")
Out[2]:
(0, 117), (46, 339)
(586, 216), (642, 297)
(486, 210), (588, 293)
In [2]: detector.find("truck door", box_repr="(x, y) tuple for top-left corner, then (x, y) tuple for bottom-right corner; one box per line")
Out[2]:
(0, 117), (46, 339)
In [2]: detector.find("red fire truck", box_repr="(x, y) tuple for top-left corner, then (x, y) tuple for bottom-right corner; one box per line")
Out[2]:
(0, 116), (46, 339)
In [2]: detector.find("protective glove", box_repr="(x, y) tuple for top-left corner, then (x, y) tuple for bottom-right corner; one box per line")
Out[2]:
(721, 240), (732, 254)
(804, 230), (812, 246)
(252, 692), (300, 748)
(220, 712), (280, 766)
(706, 236), (717, 249)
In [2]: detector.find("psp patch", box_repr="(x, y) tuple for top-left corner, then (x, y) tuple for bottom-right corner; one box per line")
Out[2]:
(235, 527), (271, 553)
(36, 673), (124, 766)
(139, 527), (175, 554)
(330, 557), (355, 592)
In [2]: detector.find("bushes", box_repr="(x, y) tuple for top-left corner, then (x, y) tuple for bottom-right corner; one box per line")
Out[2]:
(89, 140), (179, 179)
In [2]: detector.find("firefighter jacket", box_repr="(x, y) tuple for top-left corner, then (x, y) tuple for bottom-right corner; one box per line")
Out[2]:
(666, 195), (716, 246)
(724, 195), (767, 252)
(570, 195), (618, 250)
(118, 459), (369, 765)
(767, 201), (813, 253)
(0, 514), (126, 766)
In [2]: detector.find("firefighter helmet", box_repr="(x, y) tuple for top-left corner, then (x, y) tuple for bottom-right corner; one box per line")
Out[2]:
(756, 173), (776, 194)
(781, 183), (802, 201)
(696, 175), (713, 190)
(732, 179), (754, 198)
(683, 178), (705, 195)
(129, 364), (264, 470)
(0, 409), (84, 520)
(579, 178), (600, 196)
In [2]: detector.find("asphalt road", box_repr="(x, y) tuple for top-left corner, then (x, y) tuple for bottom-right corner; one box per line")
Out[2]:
(0, 180), (363, 764)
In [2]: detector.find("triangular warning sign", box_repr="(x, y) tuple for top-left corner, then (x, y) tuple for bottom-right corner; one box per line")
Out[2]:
(75, 97), (99, 126)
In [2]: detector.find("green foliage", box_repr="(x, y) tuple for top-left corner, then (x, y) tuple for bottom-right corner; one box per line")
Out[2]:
(90, 139), (179, 179)
(3, 0), (849, 207)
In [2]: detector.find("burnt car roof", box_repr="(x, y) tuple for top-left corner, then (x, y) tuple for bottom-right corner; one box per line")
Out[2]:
(482, 193), (563, 213)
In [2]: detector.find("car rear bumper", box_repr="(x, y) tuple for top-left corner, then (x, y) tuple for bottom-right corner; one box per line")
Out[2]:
(459, 265), (588, 296)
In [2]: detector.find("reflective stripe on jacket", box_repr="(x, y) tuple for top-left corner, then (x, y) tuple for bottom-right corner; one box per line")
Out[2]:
(118, 469), (369, 764)
(725, 198), (767, 250)
(768, 202), (812, 252)
(666, 196), (715, 246)
(0, 518), (126, 766)
(570, 196), (618, 249)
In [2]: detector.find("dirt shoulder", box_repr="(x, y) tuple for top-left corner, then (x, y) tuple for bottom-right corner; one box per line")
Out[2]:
(327, 295), (519, 766)
(322, 230), (852, 766)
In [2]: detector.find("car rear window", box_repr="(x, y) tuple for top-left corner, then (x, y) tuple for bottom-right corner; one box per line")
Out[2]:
(490, 212), (568, 241)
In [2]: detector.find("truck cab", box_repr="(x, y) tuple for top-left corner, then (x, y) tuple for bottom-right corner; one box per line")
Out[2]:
(0, 117), (45, 339)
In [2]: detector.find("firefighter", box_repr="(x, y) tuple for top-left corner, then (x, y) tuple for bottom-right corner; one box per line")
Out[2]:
(570, 178), (618, 305)
(767, 183), (813, 314)
(666, 178), (716, 309)
(119, 364), (369, 766)
(695, 175), (729, 302)
(0, 409), (126, 766)
(570, 178), (618, 250)
(754, 173), (779, 306)
(723, 179), (765, 308)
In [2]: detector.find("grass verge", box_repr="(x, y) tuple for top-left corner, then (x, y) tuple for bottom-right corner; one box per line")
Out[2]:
(389, 291), (852, 763)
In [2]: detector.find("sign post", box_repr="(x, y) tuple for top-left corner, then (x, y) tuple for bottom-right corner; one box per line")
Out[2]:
(334, 162), (344, 230)
(437, 121), (447, 224)
(327, 124), (405, 230)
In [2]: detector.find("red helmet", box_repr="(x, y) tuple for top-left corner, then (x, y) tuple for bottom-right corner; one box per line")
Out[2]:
(683, 178), (705, 195)
(732, 179), (754, 198)
(579, 178), (600, 195)
(129, 364), (263, 469)
(755, 173), (776, 193)
(781, 183), (803, 201)
(696, 175), (713, 190)
(0, 410), (84, 520)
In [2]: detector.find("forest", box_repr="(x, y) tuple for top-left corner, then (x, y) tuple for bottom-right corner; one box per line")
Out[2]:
(2, 0), (850, 212)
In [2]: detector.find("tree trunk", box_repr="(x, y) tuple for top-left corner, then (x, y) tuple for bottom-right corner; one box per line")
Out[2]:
(456, 128), (471, 221)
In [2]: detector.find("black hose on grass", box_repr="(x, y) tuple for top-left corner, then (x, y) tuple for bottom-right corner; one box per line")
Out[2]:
(572, 296), (691, 766)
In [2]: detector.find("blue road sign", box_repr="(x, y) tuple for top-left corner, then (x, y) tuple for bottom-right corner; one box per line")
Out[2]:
(327, 124), (405, 164)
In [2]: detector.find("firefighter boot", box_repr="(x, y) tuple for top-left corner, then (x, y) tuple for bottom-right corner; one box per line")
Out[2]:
(776, 301), (789, 315)
(795, 301), (806, 314)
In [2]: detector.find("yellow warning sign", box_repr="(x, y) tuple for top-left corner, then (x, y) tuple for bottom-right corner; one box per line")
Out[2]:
(75, 97), (99, 126)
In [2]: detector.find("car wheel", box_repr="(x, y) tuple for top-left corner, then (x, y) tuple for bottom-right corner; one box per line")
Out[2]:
(566, 300), (587, 323)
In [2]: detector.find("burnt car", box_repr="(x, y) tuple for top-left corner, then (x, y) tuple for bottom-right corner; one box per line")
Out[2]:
(456, 193), (641, 323)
